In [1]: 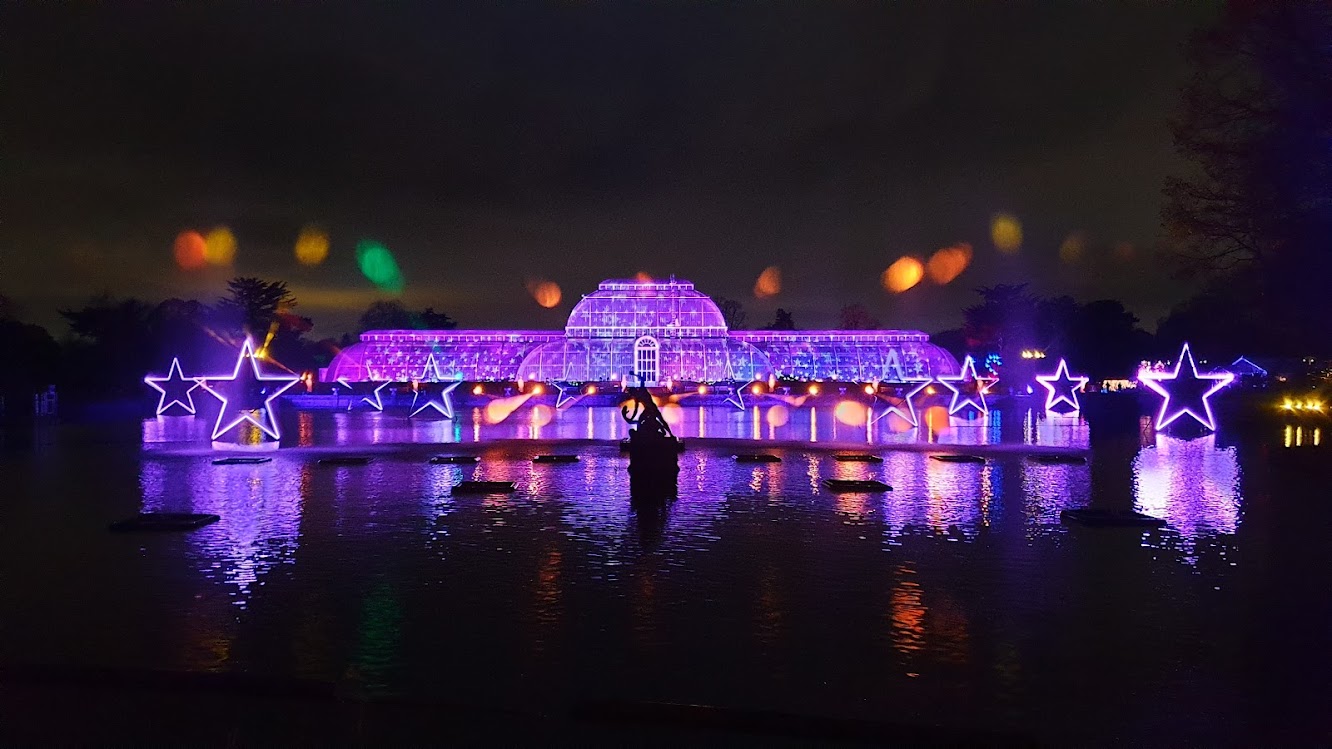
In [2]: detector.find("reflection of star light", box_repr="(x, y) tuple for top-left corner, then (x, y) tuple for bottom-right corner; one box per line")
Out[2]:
(144, 358), (201, 415)
(554, 382), (579, 409)
(197, 338), (300, 440)
(410, 353), (460, 418)
(1035, 358), (1090, 413)
(1139, 343), (1234, 431)
(870, 378), (931, 427)
(938, 356), (996, 415)
(724, 380), (755, 410)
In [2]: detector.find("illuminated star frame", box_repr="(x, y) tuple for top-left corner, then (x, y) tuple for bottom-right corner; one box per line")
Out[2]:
(554, 382), (580, 409)
(409, 353), (461, 418)
(1139, 343), (1234, 431)
(144, 357), (202, 415)
(337, 377), (391, 412)
(870, 378), (931, 427)
(724, 380), (756, 410)
(938, 356), (996, 415)
(1035, 358), (1089, 413)
(197, 338), (300, 441)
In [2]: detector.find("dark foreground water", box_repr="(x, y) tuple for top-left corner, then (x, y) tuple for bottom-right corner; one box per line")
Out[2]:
(1, 407), (1329, 746)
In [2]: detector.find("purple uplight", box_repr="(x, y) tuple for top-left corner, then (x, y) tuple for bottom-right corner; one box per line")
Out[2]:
(1035, 358), (1089, 413)
(144, 357), (202, 416)
(196, 338), (300, 441)
(1138, 343), (1234, 431)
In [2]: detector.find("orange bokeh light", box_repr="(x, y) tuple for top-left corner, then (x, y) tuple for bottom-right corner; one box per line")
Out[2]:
(864, 384), (875, 395)
(660, 402), (683, 426)
(834, 400), (868, 427)
(765, 404), (790, 427)
(808, 383), (821, 396)
(527, 280), (562, 308)
(530, 404), (554, 428)
(471, 384), (484, 395)
(751, 383), (764, 395)
(1059, 232), (1086, 263)
(926, 242), (972, 284)
(753, 266), (781, 298)
(173, 230), (207, 271)
(990, 213), (1023, 253)
(882, 256), (924, 293)
(634, 271), (653, 282)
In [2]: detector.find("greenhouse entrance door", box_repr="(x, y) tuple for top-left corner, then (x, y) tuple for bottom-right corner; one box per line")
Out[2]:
(633, 336), (660, 386)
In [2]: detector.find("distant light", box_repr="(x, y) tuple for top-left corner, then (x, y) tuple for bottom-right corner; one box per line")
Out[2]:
(751, 383), (764, 395)
(926, 243), (972, 284)
(531, 383), (544, 395)
(882, 256), (924, 293)
(294, 226), (330, 266)
(990, 213), (1023, 253)
(1059, 232), (1085, 263)
(925, 385), (935, 395)
(698, 384), (708, 395)
(527, 280), (562, 308)
(173, 230), (207, 271)
(356, 240), (405, 293)
(808, 383), (820, 396)
(753, 266), (781, 298)
(585, 385), (597, 395)
(204, 227), (237, 266)
(864, 384), (875, 395)
(471, 384), (484, 395)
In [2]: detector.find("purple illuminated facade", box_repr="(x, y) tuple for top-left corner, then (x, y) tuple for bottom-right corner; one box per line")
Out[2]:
(324, 278), (959, 384)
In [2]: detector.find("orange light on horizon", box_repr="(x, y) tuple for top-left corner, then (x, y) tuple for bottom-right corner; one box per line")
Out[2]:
(882, 256), (924, 293)
(531, 383), (544, 395)
(585, 385), (597, 395)
(698, 384), (709, 395)
(864, 384), (875, 395)
(808, 383), (821, 396)
(753, 266), (781, 298)
(751, 383), (764, 395)
(471, 384), (484, 395)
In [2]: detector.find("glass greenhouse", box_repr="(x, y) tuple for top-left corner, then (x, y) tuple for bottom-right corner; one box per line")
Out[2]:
(323, 278), (959, 384)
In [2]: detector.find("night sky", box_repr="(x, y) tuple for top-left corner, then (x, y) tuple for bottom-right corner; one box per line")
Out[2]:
(1, 2), (1218, 336)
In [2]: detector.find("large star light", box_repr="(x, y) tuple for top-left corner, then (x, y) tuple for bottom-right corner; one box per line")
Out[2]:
(337, 377), (391, 411)
(197, 338), (300, 441)
(1035, 359), (1090, 413)
(144, 358), (202, 415)
(1139, 343), (1234, 431)
(554, 381), (580, 409)
(410, 353), (461, 418)
(938, 356), (996, 415)
(870, 378), (931, 427)
(724, 380), (756, 410)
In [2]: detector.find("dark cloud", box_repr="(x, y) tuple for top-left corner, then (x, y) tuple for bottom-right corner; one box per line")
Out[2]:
(0, 2), (1218, 335)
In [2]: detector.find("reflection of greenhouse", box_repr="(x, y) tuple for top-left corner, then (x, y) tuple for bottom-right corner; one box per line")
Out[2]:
(324, 277), (959, 383)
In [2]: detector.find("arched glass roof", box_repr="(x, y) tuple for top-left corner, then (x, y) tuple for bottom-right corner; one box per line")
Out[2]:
(564, 278), (729, 339)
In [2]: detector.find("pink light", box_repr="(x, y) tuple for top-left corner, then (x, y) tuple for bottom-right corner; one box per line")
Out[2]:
(1138, 343), (1234, 431)
(1035, 358), (1089, 413)
(196, 338), (300, 441)
(144, 357), (202, 415)
(937, 356), (995, 415)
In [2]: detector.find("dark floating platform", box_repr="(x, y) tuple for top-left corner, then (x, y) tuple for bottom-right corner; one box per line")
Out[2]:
(1060, 508), (1166, 528)
(833, 454), (883, 463)
(318, 456), (372, 466)
(931, 454), (986, 464)
(109, 513), (220, 533)
(1030, 454), (1087, 465)
(823, 478), (892, 493)
(452, 480), (516, 494)
(430, 455), (480, 464)
(734, 454), (781, 463)
(533, 455), (580, 464)
(211, 457), (271, 466)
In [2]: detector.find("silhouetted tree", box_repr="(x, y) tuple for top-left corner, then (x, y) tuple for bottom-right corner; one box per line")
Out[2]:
(0, 317), (59, 404)
(713, 296), (747, 330)
(358, 301), (457, 332)
(60, 295), (156, 396)
(214, 277), (298, 337)
(1163, 2), (1332, 353)
(837, 303), (881, 330)
(763, 308), (796, 330)
(1070, 300), (1155, 381)
(418, 307), (457, 330)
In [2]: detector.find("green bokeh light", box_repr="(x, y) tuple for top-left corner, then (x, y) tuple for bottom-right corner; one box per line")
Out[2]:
(356, 240), (404, 293)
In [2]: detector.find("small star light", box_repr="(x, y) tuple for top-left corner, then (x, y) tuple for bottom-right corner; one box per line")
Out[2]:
(410, 353), (461, 418)
(870, 379), (931, 427)
(938, 355), (996, 415)
(1036, 359), (1090, 413)
(197, 338), (300, 441)
(1139, 343), (1234, 431)
(723, 380), (756, 410)
(554, 381), (580, 409)
(336, 376), (391, 412)
(144, 358), (202, 415)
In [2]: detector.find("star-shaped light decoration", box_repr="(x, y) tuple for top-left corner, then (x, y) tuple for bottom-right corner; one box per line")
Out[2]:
(144, 357), (202, 416)
(870, 378), (932, 427)
(938, 356), (997, 415)
(1035, 358), (1090, 413)
(337, 377), (391, 412)
(410, 353), (461, 418)
(723, 380), (756, 410)
(197, 338), (300, 441)
(554, 381), (580, 409)
(1139, 343), (1234, 431)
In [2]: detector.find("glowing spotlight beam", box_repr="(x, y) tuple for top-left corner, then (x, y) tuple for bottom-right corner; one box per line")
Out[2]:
(1139, 343), (1233, 431)
(196, 338), (300, 441)
(1035, 358), (1090, 413)
(938, 356), (996, 415)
